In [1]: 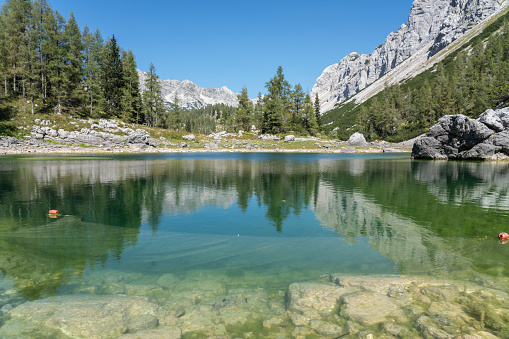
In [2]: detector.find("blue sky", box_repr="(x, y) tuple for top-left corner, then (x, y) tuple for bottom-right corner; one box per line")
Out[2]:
(44, 0), (413, 96)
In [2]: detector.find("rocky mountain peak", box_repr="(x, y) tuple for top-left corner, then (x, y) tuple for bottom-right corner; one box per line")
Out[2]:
(137, 70), (241, 110)
(312, 0), (508, 113)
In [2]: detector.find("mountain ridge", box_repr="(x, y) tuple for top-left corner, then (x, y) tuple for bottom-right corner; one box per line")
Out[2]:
(311, 0), (509, 113)
(137, 70), (241, 110)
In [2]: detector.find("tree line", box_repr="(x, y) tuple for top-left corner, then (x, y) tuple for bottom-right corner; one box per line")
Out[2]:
(0, 0), (168, 127)
(0, 0), (323, 137)
(216, 66), (322, 136)
(341, 16), (509, 142)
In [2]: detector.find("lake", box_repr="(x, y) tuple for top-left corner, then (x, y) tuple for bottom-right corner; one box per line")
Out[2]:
(1, 153), (509, 338)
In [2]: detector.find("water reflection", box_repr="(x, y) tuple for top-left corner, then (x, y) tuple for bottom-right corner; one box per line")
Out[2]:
(412, 160), (509, 211)
(1, 154), (509, 299)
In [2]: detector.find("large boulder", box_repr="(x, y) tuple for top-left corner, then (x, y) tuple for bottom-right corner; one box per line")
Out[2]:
(412, 109), (509, 160)
(127, 129), (150, 144)
(284, 135), (295, 142)
(347, 132), (367, 147)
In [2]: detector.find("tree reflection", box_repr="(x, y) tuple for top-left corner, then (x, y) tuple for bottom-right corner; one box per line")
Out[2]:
(2, 154), (508, 297)
(0, 156), (323, 297)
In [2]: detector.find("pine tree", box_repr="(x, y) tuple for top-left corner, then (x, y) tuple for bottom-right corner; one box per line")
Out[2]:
(235, 86), (253, 131)
(83, 27), (104, 117)
(314, 93), (321, 132)
(42, 9), (66, 112)
(303, 94), (318, 135)
(254, 92), (263, 130)
(61, 12), (83, 113)
(262, 66), (290, 134)
(290, 83), (305, 131)
(28, 0), (52, 112)
(171, 92), (181, 130)
(102, 35), (123, 117)
(142, 62), (164, 127)
(2, 0), (32, 97)
(121, 49), (141, 123)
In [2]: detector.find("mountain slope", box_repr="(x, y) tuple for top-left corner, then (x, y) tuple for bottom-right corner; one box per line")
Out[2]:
(137, 70), (240, 110)
(311, 0), (508, 113)
(345, 4), (509, 107)
(322, 6), (509, 142)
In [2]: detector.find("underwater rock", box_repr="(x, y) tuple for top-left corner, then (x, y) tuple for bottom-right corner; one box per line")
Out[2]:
(309, 319), (343, 337)
(288, 282), (351, 315)
(341, 292), (407, 325)
(4, 295), (159, 338)
(157, 273), (181, 290)
(118, 326), (182, 339)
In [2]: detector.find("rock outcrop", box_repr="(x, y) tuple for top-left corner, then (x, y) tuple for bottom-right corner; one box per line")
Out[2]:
(412, 108), (509, 160)
(311, 0), (508, 113)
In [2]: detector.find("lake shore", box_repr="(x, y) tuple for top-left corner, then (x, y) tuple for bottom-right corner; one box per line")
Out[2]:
(0, 136), (414, 155)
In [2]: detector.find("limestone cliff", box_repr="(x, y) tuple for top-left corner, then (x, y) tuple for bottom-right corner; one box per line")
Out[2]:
(311, 0), (508, 113)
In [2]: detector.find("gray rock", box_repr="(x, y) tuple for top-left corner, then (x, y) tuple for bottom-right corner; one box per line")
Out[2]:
(284, 135), (295, 142)
(130, 143), (149, 150)
(208, 131), (227, 139)
(309, 320), (343, 337)
(479, 109), (504, 132)
(288, 283), (348, 315)
(119, 326), (182, 339)
(111, 135), (125, 144)
(258, 134), (280, 141)
(147, 138), (161, 147)
(183, 134), (195, 141)
(341, 292), (406, 325)
(347, 132), (367, 147)
(74, 133), (104, 146)
(57, 129), (69, 139)
(127, 129), (150, 144)
(412, 109), (509, 160)
(4, 295), (159, 339)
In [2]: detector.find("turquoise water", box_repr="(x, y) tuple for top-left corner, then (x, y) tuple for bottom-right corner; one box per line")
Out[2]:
(1, 153), (509, 337)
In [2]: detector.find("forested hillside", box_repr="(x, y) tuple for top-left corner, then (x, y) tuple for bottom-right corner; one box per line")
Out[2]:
(323, 10), (509, 142)
(0, 0), (326, 138)
(0, 0), (145, 120)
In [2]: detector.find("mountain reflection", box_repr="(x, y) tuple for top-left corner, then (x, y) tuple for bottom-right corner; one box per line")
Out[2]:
(1, 154), (509, 298)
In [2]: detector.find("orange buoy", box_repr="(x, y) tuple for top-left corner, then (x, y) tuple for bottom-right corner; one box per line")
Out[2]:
(48, 210), (59, 215)
(499, 232), (509, 240)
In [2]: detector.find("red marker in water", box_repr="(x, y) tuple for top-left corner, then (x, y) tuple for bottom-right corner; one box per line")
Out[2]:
(498, 232), (509, 240)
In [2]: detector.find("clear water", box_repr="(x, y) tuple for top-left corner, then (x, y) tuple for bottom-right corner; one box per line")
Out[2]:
(1, 153), (509, 337)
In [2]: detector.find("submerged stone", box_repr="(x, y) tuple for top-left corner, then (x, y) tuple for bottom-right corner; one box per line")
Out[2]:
(309, 319), (342, 337)
(118, 326), (182, 339)
(341, 292), (407, 325)
(3, 295), (159, 338)
(288, 282), (350, 315)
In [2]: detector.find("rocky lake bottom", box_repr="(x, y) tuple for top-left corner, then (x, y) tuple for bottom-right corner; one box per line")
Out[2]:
(1, 269), (508, 338)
